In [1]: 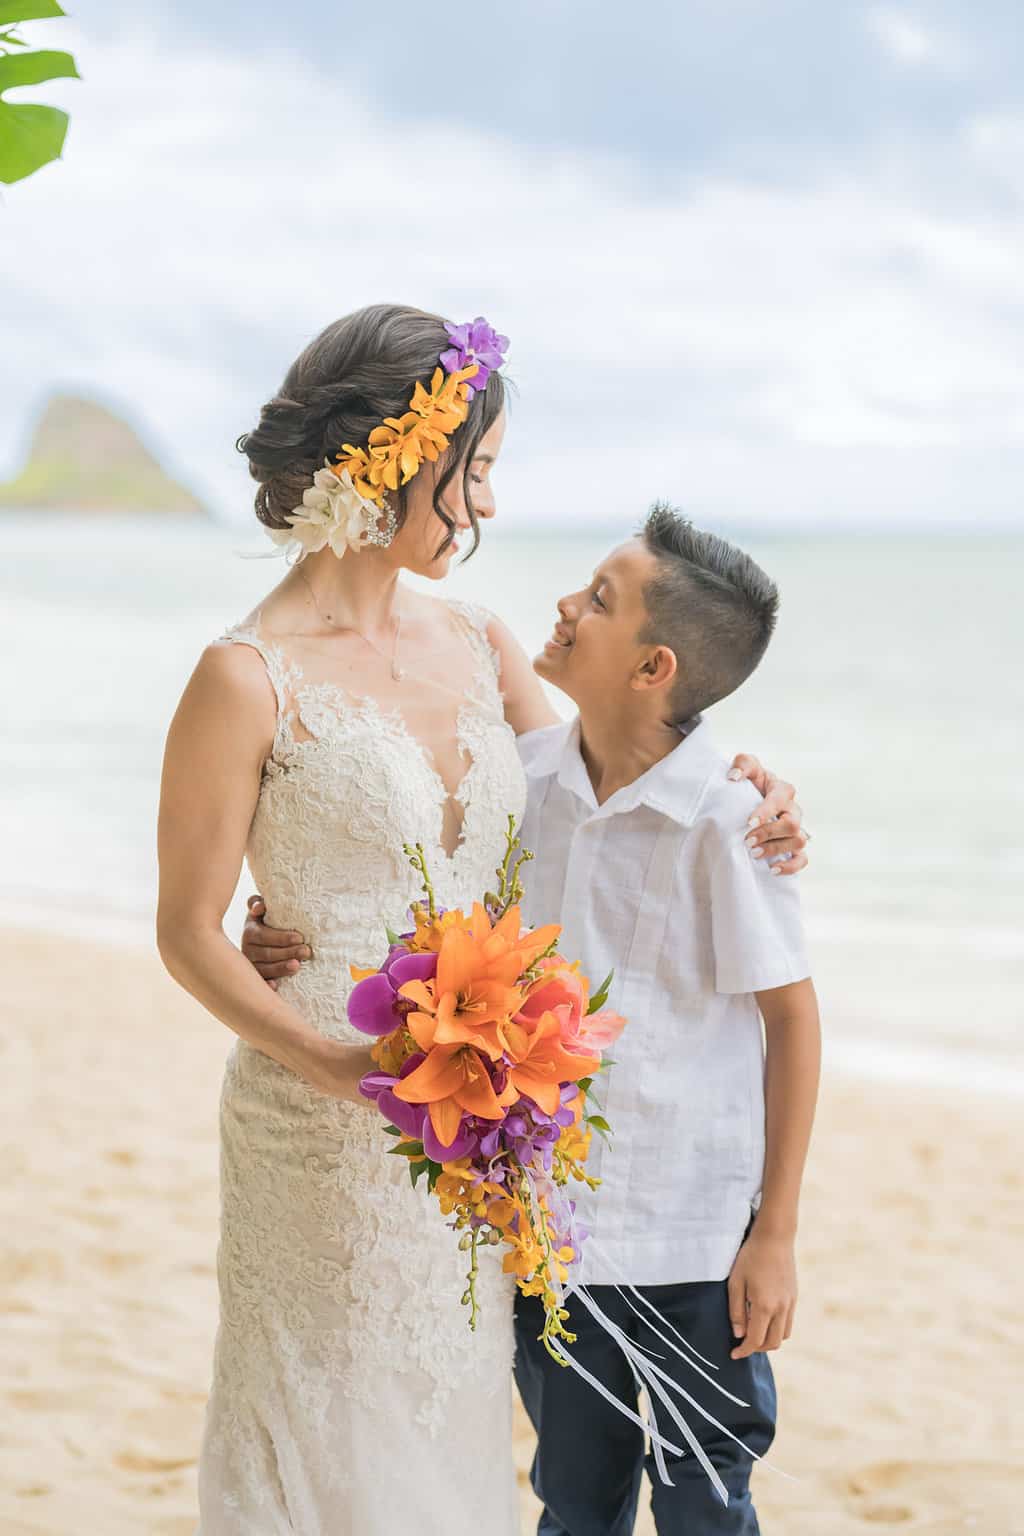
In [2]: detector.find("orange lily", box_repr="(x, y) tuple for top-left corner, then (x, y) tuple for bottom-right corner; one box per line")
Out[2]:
(502, 1009), (599, 1115)
(464, 902), (563, 987)
(392, 1041), (516, 1149)
(400, 923), (527, 1061)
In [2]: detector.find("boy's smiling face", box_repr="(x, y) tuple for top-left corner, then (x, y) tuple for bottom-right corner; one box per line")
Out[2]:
(533, 538), (677, 715)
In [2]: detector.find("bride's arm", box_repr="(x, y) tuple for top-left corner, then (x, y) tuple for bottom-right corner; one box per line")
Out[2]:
(156, 642), (372, 1099)
(485, 614), (562, 735)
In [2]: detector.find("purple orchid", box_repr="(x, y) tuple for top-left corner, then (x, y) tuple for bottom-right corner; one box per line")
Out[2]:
(347, 947), (437, 1037)
(439, 316), (509, 395)
(359, 1052), (428, 1139)
(359, 1050), (479, 1161)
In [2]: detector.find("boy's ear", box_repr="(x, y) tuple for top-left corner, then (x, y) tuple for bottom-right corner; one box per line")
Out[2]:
(633, 645), (678, 693)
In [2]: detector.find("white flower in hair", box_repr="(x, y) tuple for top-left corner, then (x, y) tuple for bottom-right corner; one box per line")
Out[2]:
(268, 465), (384, 560)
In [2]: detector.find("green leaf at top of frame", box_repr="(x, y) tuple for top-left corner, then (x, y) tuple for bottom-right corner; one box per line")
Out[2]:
(0, 45), (77, 92)
(0, 3), (67, 23)
(0, 47), (78, 184)
(0, 98), (66, 180)
(585, 1114), (613, 1140)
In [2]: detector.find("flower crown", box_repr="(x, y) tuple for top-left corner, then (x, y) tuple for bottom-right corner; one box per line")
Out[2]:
(335, 316), (508, 506)
(268, 317), (508, 561)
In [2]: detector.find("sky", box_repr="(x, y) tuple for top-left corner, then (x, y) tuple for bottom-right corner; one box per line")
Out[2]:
(1, 1), (1022, 528)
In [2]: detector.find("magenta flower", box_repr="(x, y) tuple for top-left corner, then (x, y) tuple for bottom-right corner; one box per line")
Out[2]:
(440, 316), (509, 395)
(347, 948), (438, 1037)
(359, 1051), (478, 1158)
(359, 1055), (428, 1139)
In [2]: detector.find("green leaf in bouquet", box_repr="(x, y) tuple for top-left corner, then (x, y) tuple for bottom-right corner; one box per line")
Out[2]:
(385, 925), (403, 946)
(388, 1140), (424, 1159)
(381, 1124), (401, 1136)
(577, 1077), (592, 1095)
(0, 39), (78, 184)
(409, 1159), (429, 1188)
(586, 1114), (613, 1140)
(426, 1160), (443, 1193)
(587, 971), (614, 1013)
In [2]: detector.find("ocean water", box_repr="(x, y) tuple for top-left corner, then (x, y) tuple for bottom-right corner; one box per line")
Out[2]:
(2, 515), (1021, 1094)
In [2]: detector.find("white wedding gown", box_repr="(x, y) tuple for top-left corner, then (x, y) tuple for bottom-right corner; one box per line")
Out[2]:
(197, 600), (526, 1535)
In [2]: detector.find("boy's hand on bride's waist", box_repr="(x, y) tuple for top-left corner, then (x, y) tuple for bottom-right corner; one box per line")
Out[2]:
(242, 894), (312, 988)
(241, 896), (371, 1101)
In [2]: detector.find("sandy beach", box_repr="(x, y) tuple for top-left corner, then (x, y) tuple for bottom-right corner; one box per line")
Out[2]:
(2, 929), (1020, 1536)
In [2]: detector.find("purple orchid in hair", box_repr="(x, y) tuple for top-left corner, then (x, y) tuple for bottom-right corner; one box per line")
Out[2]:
(440, 316), (509, 395)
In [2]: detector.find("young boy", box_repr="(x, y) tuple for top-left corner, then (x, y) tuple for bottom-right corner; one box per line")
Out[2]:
(510, 503), (819, 1535)
(243, 504), (819, 1534)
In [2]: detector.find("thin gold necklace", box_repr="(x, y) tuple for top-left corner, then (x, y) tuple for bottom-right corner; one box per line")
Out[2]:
(297, 565), (405, 681)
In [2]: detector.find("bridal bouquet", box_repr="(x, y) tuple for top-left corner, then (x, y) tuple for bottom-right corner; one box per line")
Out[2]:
(347, 819), (624, 1357)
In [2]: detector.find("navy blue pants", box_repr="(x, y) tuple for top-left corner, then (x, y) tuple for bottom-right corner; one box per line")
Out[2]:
(514, 1281), (776, 1535)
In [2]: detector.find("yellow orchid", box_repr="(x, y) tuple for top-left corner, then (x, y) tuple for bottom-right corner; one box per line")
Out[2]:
(406, 906), (470, 954)
(332, 365), (478, 506)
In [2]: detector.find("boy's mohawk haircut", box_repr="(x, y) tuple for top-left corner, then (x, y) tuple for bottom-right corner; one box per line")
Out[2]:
(639, 502), (779, 720)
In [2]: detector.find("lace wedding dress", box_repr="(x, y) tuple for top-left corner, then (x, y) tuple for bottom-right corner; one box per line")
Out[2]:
(197, 600), (526, 1535)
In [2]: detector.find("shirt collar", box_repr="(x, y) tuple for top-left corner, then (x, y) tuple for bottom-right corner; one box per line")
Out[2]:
(526, 714), (720, 827)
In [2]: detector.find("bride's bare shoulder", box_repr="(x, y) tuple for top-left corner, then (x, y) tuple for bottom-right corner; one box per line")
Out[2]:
(187, 634), (278, 719)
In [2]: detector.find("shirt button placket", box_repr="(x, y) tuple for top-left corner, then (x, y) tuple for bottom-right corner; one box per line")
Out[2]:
(569, 818), (612, 1207)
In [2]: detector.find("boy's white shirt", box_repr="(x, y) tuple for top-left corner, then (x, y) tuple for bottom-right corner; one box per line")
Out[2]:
(516, 715), (810, 1286)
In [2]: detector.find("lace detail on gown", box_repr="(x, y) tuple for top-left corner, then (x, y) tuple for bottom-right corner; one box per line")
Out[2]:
(196, 600), (526, 1535)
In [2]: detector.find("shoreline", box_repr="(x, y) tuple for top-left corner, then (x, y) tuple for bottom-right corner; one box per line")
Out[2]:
(3, 909), (1021, 1103)
(2, 929), (1020, 1535)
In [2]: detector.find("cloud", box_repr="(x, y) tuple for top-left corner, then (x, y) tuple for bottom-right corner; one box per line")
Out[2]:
(866, 8), (944, 66)
(1, 17), (1022, 528)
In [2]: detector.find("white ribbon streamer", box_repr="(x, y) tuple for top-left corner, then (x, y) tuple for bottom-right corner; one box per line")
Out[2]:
(521, 1166), (797, 1502)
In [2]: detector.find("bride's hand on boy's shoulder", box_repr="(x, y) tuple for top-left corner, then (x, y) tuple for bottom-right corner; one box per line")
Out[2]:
(727, 754), (809, 876)
(241, 895), (311, 987)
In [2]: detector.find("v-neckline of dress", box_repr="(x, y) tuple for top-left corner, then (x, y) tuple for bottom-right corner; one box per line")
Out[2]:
(229, 613), (501, 865)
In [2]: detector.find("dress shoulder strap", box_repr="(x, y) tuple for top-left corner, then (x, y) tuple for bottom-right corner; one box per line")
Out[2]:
(219, 616), (304, 753)
(446, 599), (502, 686)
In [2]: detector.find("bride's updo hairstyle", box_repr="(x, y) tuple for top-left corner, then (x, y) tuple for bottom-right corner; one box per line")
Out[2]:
(238, 303), (506, 558)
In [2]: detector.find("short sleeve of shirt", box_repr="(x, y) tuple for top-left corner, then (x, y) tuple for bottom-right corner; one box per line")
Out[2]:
(709, 829), (811, 995)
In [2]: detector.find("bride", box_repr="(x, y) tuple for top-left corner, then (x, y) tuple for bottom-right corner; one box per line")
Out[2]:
(156, 303), (808, 1535)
